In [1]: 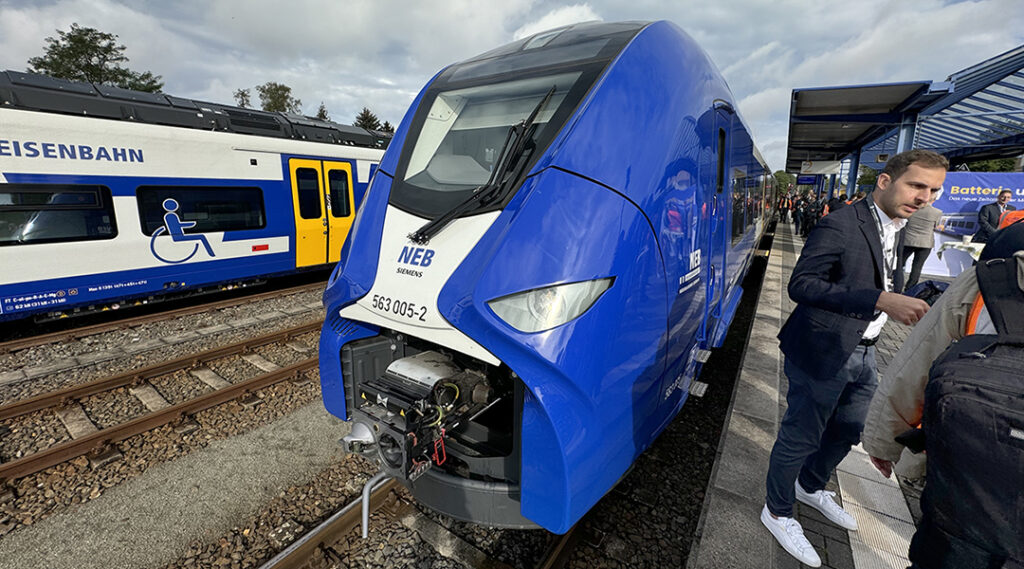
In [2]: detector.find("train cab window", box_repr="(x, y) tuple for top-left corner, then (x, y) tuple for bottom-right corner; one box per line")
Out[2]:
(295, 168), (322, 219)
(0, 185), (116, 246)
(136, 186), (265, 235)
(327, 170), (351, 217)
(402, 72), (580, 194)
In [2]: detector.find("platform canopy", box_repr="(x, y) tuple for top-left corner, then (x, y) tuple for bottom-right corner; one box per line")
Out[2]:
(786, 44), (1024, 173)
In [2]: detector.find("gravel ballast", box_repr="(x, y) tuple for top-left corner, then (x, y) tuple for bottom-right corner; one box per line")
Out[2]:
(0, 402), (352, 569)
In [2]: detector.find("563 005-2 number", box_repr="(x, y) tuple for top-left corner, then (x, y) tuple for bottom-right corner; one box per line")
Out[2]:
(371, 294), (427, 322)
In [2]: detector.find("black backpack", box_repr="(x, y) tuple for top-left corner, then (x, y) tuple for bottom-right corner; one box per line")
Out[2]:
(905, 280), (950, 307)
(916, 257), (1024, 568)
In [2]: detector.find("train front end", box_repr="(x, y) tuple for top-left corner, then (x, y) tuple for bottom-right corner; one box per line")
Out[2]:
(318, 21), (692, 533)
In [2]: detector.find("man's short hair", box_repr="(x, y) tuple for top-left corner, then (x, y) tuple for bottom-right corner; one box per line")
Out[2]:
(880, 149), (949, 182)
(999, 189), (1012, 198)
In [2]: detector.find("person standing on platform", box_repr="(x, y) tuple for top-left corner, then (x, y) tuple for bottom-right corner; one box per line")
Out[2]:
(793, 194), (806, 233)
(826, 193), (848, 215)
(760, 149), (947, 567)
(779, 194), (792, 223)
(800, 192), (817, 237)
(973, 189), (1015, 243)
(863, 222), (1024, 569)
(897, 193), (943, 292)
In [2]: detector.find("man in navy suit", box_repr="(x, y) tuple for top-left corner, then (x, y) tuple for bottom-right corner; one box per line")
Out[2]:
(761, 149), (948, 567)
(973, 189), (1015, 243)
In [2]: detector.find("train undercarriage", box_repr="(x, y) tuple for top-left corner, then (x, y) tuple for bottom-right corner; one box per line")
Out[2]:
(338, 329), (534, 528)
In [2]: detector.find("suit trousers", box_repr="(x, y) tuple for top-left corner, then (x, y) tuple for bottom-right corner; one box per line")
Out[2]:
(766, 346), (878, 517)
(900, 246), (931, 292)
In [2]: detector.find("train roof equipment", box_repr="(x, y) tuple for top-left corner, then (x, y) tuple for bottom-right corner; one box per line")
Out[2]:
(0, 69), (392, 150)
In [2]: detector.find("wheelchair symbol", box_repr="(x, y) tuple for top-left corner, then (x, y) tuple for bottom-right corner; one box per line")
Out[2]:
(150, 199), (216, 264)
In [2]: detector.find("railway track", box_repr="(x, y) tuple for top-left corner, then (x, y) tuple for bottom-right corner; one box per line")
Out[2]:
(0, 320), (322, 484)
(0, 281), (326, 354)
(258, 476), (580, 569)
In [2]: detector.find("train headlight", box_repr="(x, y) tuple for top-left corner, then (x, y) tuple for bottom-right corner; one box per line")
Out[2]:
(487, 278), (613, 333)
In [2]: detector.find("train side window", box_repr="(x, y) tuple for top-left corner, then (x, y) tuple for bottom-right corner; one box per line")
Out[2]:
(295, 168), (322, 219)
(136, 186), (266, 235)
(327, 170), (351, 217)
(0, 185), (116, 246)
(731, 177), (744, 244)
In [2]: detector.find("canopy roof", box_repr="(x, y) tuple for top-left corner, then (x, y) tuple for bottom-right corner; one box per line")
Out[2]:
(786, 44), (1024, 172)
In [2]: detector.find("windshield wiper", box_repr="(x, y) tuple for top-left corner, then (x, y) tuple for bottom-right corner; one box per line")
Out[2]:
(408, 86), (556, 245)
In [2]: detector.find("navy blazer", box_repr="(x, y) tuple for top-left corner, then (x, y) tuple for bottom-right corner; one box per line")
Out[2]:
(778, 199), (890, 378)
(974, 202), (1016, 243)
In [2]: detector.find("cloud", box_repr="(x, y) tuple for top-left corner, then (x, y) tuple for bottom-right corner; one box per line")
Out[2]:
(513, 4), (602, 40)
(1, 0), (1022, 169)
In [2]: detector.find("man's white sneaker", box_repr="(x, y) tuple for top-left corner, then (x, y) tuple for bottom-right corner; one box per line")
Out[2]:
(795, 481), (858, 531)
(761, 505), (822, 567)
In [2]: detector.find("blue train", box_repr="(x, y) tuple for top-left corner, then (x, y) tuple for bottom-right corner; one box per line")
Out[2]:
(318, 21), (774, 532)
(937, 211), (979, 237)
(0, 70), (388, 322)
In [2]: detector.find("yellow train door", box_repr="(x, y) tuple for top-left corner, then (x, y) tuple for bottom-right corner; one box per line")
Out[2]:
(289, 159), (355, 267)
(324, 161), (354, 264)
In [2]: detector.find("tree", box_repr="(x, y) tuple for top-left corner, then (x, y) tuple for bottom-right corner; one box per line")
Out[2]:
(857, 166), (878, 187)
(255, 82), (302, 113)
(966, 158), (1016, 172)
(773, 170), (795, 191)
(234, 88), (251, 109)
(380, 121), (395, 133)
(316, 101), (329, 121)
(27, 23), (163, 92)
(354, 107), (381, 131)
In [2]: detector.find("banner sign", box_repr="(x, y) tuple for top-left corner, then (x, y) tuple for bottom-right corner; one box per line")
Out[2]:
(800, 160), (842, 175)
(796, 175), (818, 185)
(914, 172), (1024, 279)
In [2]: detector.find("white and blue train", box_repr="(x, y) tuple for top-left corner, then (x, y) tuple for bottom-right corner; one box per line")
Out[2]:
(937, 211), (979, 237)
(0, 70), (388, 322)
(319, 21), (775, 533)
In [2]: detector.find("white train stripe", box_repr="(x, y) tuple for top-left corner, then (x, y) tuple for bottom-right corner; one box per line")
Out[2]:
(340, 206), (501, 365)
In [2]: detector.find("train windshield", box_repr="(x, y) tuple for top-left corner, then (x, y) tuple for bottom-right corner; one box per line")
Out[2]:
(389, 22), (645, 218)
(402, 72), (580, 193)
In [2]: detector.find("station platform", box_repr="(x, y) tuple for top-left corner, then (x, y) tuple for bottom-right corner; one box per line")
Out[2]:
(688, 219), (922, 569)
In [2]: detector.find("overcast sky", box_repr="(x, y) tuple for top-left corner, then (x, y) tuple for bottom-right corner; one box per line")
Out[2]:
(1, 0), (1022, 170)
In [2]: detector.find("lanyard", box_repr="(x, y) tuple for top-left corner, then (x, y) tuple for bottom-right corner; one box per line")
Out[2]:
(868, 203), (897, 292)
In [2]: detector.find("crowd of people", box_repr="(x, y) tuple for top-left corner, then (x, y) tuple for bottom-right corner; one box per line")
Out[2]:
(778, 189), (868, 238)
(762, 150), (1022, 569)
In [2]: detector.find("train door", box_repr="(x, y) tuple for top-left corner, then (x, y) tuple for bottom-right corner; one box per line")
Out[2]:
(700, 104), (733, 347)
(289, 159), (355, 267)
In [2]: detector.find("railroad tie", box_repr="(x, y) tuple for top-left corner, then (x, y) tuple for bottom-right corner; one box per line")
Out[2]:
(55, 403), (99, 439)
(55, 402), (123, 468)
(241, 354), (281, 372)
(127, 383), (172, 412)
(285, 340), (312, 353)
(399, 507), (515, 569)
(190, 367), (231, 390)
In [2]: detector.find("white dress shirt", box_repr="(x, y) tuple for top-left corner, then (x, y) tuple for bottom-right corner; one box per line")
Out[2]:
(864, 200), (907, 339)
